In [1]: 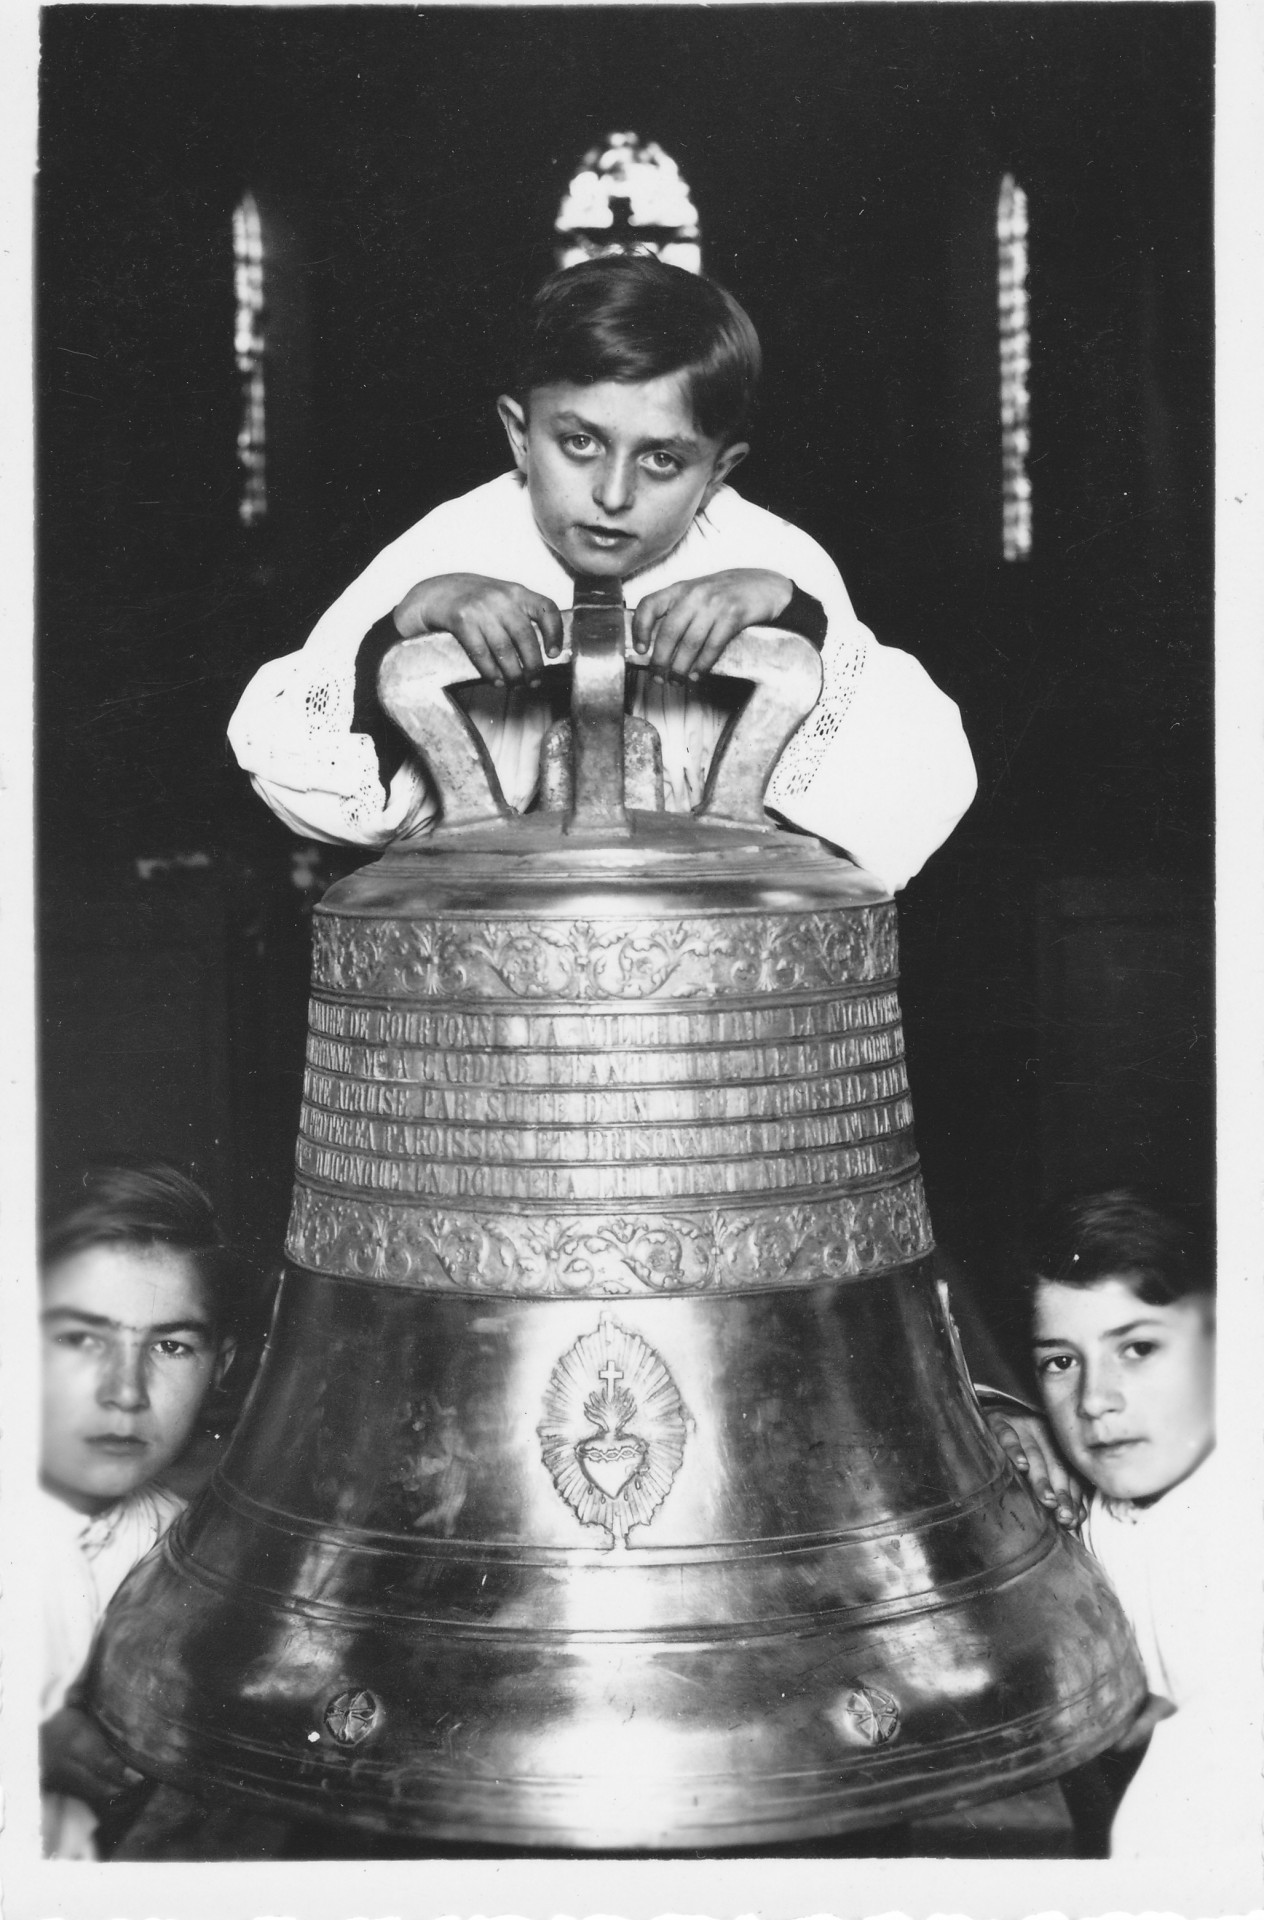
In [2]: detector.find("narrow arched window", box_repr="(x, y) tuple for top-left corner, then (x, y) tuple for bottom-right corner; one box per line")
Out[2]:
(233, 192), (267, 526)
(998, 173), (1030, 561)
(554, 132), (702, 273)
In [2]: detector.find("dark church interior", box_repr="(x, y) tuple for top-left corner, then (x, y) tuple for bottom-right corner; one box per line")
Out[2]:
(36, 3), (1214, 1859)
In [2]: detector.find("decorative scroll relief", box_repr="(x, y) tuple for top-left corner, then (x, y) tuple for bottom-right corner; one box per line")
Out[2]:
(305, 991), (904, 1057)
(310, 905), (898, 1003)
(285, 1174), (934, 1296)
(538, 1315), (690, 1547)
(301, 1060), (912, 1127)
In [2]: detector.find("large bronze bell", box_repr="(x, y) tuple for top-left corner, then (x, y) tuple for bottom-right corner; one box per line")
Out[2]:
(90, 585), (1143, 1849)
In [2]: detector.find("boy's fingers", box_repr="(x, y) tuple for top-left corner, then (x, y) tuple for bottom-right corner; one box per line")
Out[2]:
(691, 620), (741, 677)
(630, 582), (773, 677)
(526, 594), (564, 659)
(1028, 1476), (1078, 1527)
(652, 601), (716, 676)
(1036, 1453), (1077, 1502)
(989, 1417), (1027, 1467)
(670, 627), (718, 680)
(653, 606), (702, 675)
(1023, 1451), (1082, 1526)
(444, 585), (561, 682)
(636, 597), (690, 669)
(502, 606), (545, 679)
(449, 623), (504, 685)
(630, 604), (655, 654)
(631, 587), (677, 654)
(459, 605), (537, 683)
(988, 1412), (1085, 1527)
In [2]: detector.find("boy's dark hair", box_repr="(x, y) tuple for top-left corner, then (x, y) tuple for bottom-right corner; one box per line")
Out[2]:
(1022, 1188), (1211, 1309)
(511, 253), (761, 446)
(42, 1159), (245, 1338)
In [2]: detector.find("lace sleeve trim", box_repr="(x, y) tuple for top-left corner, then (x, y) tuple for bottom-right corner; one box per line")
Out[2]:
(299, 658), (403, 830)
(767, 623), (869, 799)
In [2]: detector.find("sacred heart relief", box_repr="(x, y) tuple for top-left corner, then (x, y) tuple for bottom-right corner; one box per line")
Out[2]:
(538, 1313), (691, 1547)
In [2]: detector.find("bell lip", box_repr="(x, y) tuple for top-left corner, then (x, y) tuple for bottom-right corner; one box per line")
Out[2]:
(77, 1708), (1143, 1854)
(87, 1519), (1145, 1852)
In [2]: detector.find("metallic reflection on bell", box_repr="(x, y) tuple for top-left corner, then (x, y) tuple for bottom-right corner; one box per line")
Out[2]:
(89, 585), (1144, 1849)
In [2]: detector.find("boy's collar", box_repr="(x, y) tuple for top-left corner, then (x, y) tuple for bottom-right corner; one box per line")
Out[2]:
(41, 1478), (161, 1551)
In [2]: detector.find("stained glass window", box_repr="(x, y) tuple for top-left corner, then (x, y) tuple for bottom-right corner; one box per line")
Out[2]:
(234, 193), (266, 526)
(555, 133), (702, 274)
(998, 173), (1031, 561)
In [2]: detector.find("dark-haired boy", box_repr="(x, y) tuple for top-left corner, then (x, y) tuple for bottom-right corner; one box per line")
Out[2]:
(39, 1163), (241, 1857)
(230, 254), (976, 890)
(1005, 1190), (1238, 1857)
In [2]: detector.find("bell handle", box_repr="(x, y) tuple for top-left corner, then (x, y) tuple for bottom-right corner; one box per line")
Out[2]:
(377, 634), (513, 829)
(376, 615), (610, 832)
(567, 592), (631, 836)
(693, 625), (824, 825)
(378, 618), (823, 830)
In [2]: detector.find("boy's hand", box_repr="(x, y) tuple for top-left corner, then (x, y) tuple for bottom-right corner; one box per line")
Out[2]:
(986, 1408), (1087, 1528)
(41, 1704), (144, 1810)
(631, 570), (794, 680)
(392, 574), (564, 686)
(1115, 1691), (1176, 1751)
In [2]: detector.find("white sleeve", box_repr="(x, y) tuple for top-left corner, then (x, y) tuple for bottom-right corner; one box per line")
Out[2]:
(768, 638), (977, 893)
(227, 646), (436, 846)
(227, 487), (562, 844)
(225, 509), (474, 843)
(717, 510), (975, 893)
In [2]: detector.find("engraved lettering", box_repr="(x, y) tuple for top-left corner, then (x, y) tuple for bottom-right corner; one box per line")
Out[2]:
(310, 990), (902, 1048)
(299, 1103), (915, 1166)
(296, 1131), (915, 1201)
(300, 1040), (913, 1142)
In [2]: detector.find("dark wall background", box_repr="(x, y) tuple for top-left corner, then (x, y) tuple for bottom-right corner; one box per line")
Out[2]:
(38, 5), (1213, 1349)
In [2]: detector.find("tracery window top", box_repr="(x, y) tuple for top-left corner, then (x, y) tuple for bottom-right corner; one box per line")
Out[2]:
(555, 132), (702, 273)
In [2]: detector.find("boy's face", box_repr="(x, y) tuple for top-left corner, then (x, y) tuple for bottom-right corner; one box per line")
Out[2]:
(498, 374), (748, 581)
(41, 1244), (234, 1515)
(1031, 1273), (1214, 1502)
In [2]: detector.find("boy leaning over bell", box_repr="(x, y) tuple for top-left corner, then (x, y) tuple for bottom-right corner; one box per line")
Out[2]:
(229, 253), (976, 890)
